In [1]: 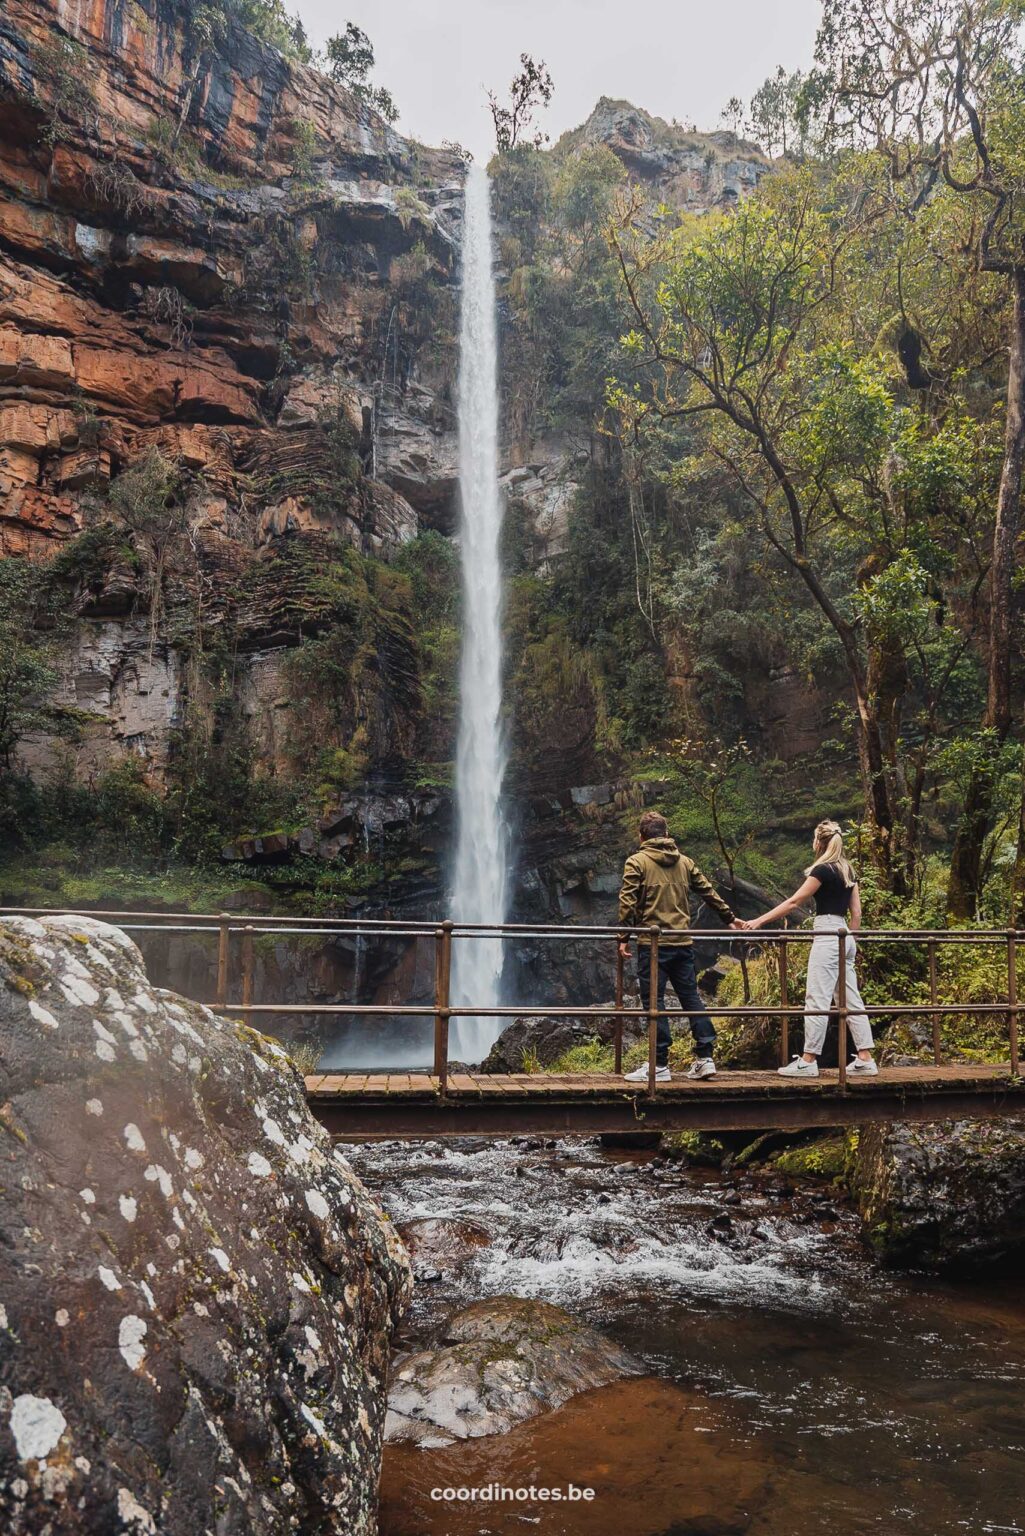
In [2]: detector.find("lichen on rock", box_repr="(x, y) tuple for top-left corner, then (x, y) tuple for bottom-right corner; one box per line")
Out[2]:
(384, 1295), (642, 1447)
(0, 914), (410, 1533)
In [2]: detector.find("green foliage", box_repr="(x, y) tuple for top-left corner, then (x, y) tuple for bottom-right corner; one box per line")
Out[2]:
(488, 54), (554, 152)
(166, 692), (290, 865)
(545, 1038), (615, 1073)
(395, 187), (432, 232)
(771, 1135), (847, 1179)
(0, 562), (67, 772)
(324, 22), (399, 121)
(289, 116), (318, 182)
(109, 448), (183, 537)
(34, 36), (96, 147)
(724, 64), (821, 159)
(182, 0), (313, 62)
(91, 759), (170, 861)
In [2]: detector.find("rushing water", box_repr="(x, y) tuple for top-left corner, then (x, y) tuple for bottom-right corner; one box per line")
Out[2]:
(450, 164), (508, 1063)
(350, 1138), (1025, 1536)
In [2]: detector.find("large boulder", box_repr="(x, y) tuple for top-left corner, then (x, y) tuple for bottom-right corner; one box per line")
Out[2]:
(0, 915), (411, 1534)
(849, 1118), (1025, 1269)
(384, 1297), (641, 1447)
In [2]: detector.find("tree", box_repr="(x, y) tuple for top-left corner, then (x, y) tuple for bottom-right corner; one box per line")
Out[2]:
(324, 22), (398, 122)
(812, 0), (1025, 915)
(108, 449), (190, 656)
(488, 54), (554, 153)
(0, 560), (66, 772)
(608, 173), (996, 892)
(748, 65), (815, 158)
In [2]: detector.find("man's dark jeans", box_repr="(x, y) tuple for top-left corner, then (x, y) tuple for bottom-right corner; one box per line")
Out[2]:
(637, 944), (716, 1066)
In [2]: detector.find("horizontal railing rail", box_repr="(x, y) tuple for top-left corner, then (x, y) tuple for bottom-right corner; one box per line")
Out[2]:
(2, 907), (1020, 1096)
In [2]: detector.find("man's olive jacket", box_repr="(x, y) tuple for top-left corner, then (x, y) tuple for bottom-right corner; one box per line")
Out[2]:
(618, 836), (735, 945)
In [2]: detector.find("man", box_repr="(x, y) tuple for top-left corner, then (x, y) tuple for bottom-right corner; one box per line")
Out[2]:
(618, 811), (742, 1082)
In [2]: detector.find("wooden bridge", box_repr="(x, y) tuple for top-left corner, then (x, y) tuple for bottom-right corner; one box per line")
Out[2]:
(3, 907), (1023, 1138)
(303, 1063), (1023, 1137)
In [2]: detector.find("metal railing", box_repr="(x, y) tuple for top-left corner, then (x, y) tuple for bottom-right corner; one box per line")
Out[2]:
(2, 906), (1021, 1098)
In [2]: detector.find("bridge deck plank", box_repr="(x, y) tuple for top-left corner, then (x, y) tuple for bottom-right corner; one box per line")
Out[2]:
(307, 1063), (1013, 1102)
(305, 1063), (1023, 1137)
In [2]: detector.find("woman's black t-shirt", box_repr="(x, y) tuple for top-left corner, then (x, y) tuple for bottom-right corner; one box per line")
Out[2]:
(809, 862), (855, 917)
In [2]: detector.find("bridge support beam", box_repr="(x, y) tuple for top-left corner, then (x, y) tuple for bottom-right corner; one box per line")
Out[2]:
(310, 1081), (1025, 1140)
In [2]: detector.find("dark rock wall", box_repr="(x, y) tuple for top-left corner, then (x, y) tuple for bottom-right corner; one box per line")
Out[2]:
(849, 1118), (1025, 1269)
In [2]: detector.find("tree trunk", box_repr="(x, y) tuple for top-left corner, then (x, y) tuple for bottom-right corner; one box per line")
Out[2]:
(865, 631), (910, 892)
(1010, 736), (1025, 929)
(853, 681), (902, 892)
(947, 265), (1025, 919)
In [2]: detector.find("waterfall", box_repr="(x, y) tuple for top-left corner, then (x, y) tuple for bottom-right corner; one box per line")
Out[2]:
(449, 164), (508, 1063)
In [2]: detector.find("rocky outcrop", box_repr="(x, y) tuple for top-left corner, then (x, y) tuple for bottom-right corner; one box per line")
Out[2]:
(0, 914), (411, 1533)
(563, 97), (771, 210)
(384, 1298), (641, 1447)
(849, 1118), (1025, 1269)
(1, 0), (464, 784)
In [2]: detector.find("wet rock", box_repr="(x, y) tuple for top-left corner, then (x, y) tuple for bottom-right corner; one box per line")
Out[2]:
(384, 1297), (642, 1447)
(850, 1118), (1025, 1269)
(398, 1217), (492, 1275)
(0, 915), (410, 1534)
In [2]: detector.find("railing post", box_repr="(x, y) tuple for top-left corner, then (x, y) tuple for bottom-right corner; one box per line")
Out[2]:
(777, 936), (789, 1066)
(837, 927), (848, 1091)
(928, 938), (940, 1065)
(1008, 929), (1019, 1078)
(647, 925), (660, 1099)
(432, 926), (444, 1076)
(216, 911), (231, 1007)
(241, 926), (254, 1023)
(434, 920), (453, 1095)
(614, 944), (625, 1076)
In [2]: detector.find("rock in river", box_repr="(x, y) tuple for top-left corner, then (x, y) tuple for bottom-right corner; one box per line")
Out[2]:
(385, 1296), (641, 1447)
(0, 915), (411, 1534)
(850, 1117), (1025, 1269)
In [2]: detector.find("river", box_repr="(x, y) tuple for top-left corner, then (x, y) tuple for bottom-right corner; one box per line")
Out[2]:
(348, 1136), (1025, 1536)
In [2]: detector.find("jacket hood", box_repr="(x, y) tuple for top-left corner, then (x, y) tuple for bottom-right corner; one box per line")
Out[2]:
(640, 836), (681, 866)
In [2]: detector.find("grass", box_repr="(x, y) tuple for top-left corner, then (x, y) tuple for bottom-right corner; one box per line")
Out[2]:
(0, 854), (270, 915)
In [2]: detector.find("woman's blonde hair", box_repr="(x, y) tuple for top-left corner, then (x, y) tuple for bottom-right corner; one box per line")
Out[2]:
(805, 819), (856, 887)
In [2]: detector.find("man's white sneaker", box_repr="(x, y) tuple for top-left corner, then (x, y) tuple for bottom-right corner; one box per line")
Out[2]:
(848, 1056), (878, 1075)
(778, 1057), (819, 1077)
(685, 1059), (716, 1080)
(624, 1063), (670, 1083)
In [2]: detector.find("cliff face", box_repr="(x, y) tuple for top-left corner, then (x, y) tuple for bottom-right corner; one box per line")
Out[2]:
(2, 1), (808, 1014)
(559, 97), (769, 207)
(1, 0), (463, 794)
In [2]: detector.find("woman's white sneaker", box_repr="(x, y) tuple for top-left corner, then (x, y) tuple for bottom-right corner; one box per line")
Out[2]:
(848, 1056), (878, 1075)
(624, 1063), (670, 1082)
(685, 1059), (716, 1079)
(778, 1057), (819, 1077)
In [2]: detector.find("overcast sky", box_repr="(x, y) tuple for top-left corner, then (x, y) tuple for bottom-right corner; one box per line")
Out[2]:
(295, 0), (822, 160)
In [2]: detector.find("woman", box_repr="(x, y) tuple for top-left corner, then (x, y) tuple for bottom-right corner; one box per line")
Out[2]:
(746, 820), (876, 1077)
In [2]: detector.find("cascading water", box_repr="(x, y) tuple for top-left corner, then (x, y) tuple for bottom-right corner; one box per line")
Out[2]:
(449, 164), (508, 1063)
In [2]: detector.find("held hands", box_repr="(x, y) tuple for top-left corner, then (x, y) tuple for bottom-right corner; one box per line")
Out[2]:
(617, 941), (631, 960)
(730, 918), (756, 931)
